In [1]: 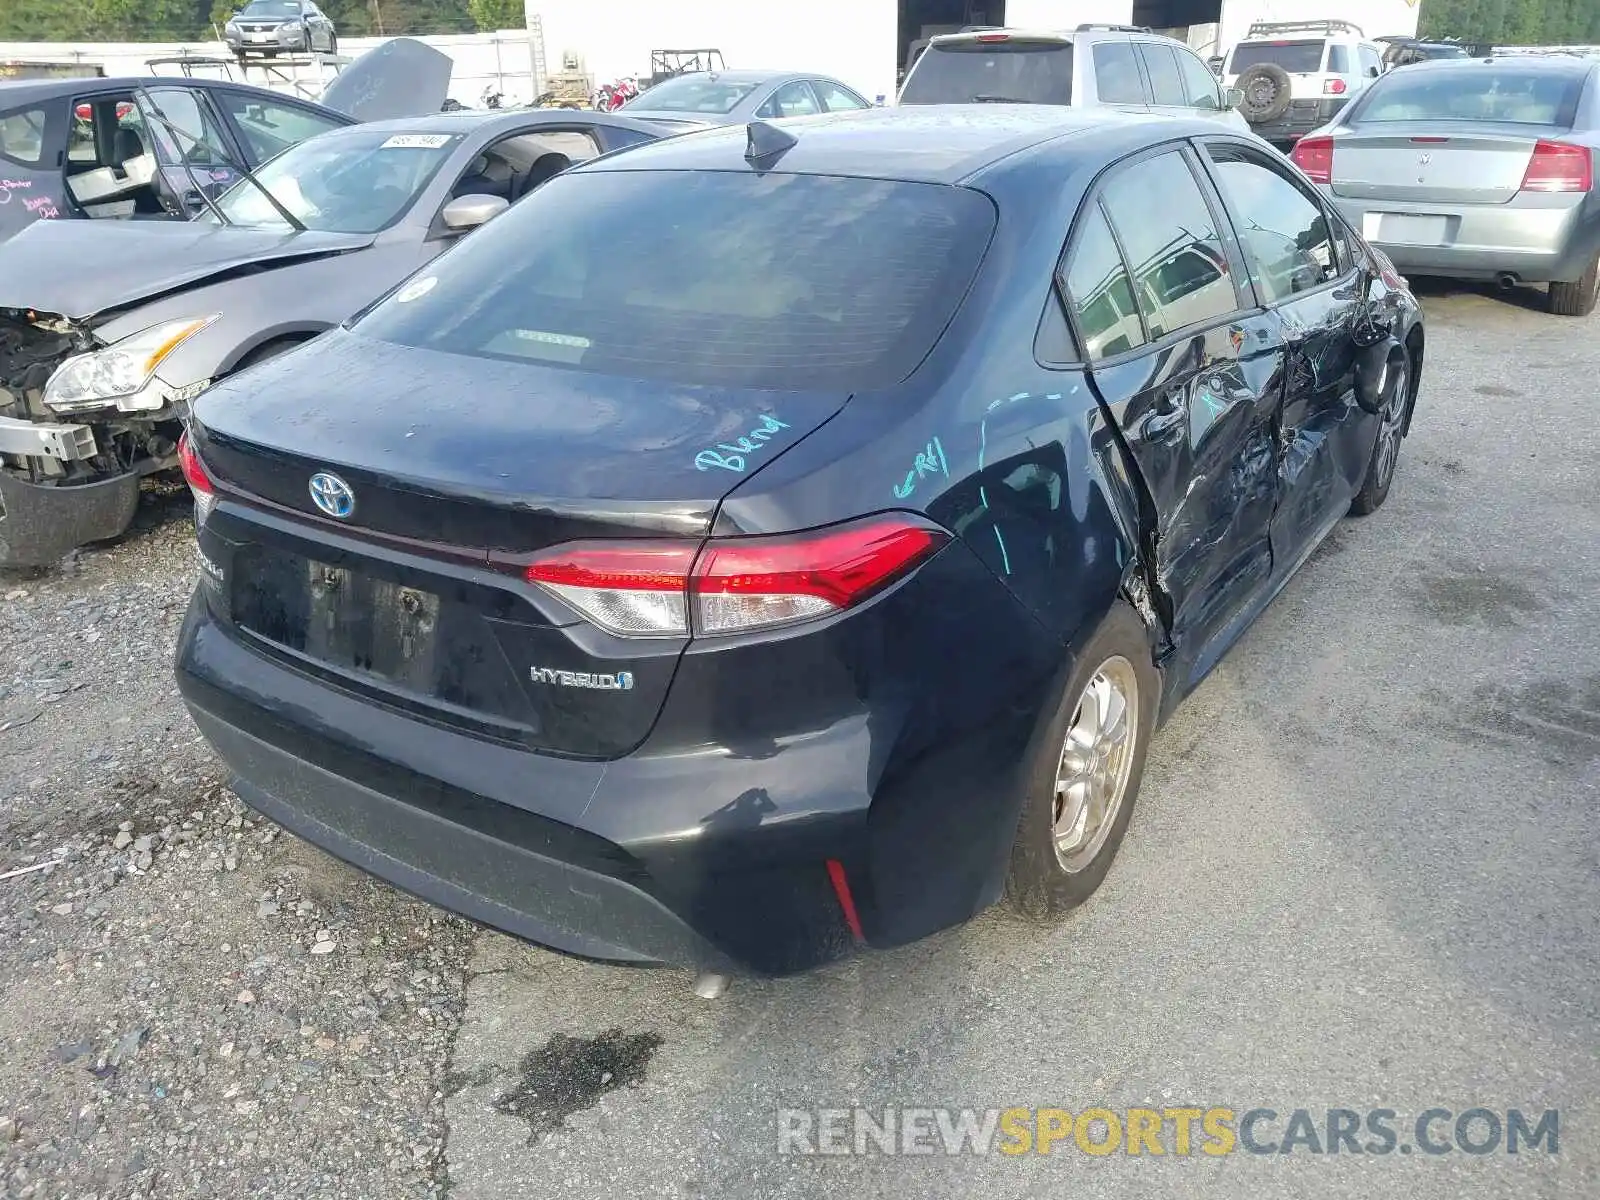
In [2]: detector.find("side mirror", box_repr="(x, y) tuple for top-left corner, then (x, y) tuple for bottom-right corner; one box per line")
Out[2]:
(440, 193), (508, 231)
(1224, 85), (1244, 109)
(1208, 56), (1226, 76)
(1367, 65), (1381, 78)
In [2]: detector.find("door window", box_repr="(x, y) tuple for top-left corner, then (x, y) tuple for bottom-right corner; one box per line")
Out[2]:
(757, 82), (821, 118)
(216, 91), (347, 162)
(1101, 150), (1238, 339)
(1092, 41), (1145, 104)
(1357, 45), (1383, 78)
(814, 81), (869, 111)
(1205, 146), (1339, 303)
(1135, 44), (1187, 106)
(1174, 47), (1223, 109)
(1061, 204), (1144, 360)
(139, 89), (234, 168)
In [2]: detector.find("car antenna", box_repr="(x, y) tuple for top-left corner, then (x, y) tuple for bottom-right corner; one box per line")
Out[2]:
(744, 119), (797, 170)
(131, 85), (306, 232)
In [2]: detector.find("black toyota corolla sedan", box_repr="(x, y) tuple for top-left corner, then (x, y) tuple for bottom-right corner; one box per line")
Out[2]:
(174, 106), (1423, 976)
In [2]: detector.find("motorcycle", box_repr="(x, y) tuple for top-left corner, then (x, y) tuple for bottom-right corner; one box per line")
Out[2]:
(591, 77), (639, 112)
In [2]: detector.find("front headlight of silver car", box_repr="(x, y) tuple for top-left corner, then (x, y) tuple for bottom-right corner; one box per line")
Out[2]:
(43, 316), (219, 414)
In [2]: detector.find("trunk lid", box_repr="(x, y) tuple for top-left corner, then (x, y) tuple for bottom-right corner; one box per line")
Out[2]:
(1330, 123), (1556, 205)
(191, 329), (847, 759)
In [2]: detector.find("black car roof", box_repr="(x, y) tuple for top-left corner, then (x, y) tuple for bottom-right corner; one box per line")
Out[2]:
(0, 74), (348, 116)
(575, 104), (1218, 185)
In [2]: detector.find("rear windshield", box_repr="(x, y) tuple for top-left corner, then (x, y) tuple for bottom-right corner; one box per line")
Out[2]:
(356, 170), (997, 391)
(1354, 67), (1584, 125)
(1230, 40), (1326, 74)
(632, 75), (760, 115)
(899, 40), (1074, 105)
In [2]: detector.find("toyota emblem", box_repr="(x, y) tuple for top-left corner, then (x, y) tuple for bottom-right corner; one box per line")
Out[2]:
(308, 471), (356, 520)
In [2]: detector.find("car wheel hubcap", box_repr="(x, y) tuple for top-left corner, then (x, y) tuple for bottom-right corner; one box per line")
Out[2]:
(1374, 359), (1407, 489)
(1052, 656), (1139, 874)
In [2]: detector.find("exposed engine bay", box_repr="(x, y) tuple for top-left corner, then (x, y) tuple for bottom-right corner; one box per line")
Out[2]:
(0, 308), (181, 567)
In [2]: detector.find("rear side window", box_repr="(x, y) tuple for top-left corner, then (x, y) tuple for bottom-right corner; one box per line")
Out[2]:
(1100, 151), (1237, 340)
(1326, 45), (1351, 74)
(1136, 45), (1188, 107)
(1230, 40), (1326, 74)
(814, 81), (869, 111)
(1062, 205), (1144, 360)
(0, 106), (47, 165)
(1092, 42), (1145, 104)
(1174, 49), (1224, 108)
(899, 40), (1074, 105)
(1354, 67), (1583, 126)
(357, 170), (996, 391)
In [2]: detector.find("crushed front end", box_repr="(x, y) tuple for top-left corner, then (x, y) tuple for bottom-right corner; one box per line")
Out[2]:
(0, 308), (188, 568)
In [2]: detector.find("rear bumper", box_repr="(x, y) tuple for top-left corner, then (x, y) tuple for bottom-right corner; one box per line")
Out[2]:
(1326, 190), (1597, 283)
(175, 592), (928, 975)
(1246, 98), (1345, 144)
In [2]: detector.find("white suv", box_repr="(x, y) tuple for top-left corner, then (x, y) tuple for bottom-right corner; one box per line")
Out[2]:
(899, 23), (1248, 133)
(1222, 19), (1385, 147)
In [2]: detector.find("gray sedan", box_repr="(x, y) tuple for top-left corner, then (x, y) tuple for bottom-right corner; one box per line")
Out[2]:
(620, 69), (874, 130)
(1291, 55), (1600, 315)
(0, 108), (664, 566)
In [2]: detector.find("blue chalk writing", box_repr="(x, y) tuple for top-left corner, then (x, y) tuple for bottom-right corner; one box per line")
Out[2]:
(972, 391), (1064, 576)
(892, 436), (949, 499)
(694, 414), (790, 473)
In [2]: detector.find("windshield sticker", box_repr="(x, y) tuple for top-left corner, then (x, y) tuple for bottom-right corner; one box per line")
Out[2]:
(380, 134), (454, 150)
(511, 329), (591, 348)
(394, 276), (437, 304)
(694, 414), (791, 474)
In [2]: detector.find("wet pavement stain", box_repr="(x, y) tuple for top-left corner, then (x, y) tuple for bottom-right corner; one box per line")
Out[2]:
(1418, 570), (1543, 627)
(493, 1027), (664, 1143)
(1473, 384), (1522, 398)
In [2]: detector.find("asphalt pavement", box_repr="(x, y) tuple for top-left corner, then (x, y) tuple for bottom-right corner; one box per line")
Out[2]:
(440, 282), (1600, 1200)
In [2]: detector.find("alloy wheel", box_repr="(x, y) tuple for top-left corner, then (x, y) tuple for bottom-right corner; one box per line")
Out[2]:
(1052, 656), (1140, 874)
(1374, 358), (1408, 490)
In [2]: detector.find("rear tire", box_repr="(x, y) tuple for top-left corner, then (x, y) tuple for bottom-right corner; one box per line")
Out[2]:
(1005, 602), (1158, 921)
(1547, 255), (1599, 316)
(1349, 347), (1412, 516)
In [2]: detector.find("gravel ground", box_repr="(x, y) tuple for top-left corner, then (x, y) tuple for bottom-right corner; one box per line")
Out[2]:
(1, 283), (1597, 1200)
(0, 490), (475, 1200)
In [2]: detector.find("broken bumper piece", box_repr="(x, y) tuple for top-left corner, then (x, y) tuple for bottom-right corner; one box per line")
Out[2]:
(0, 470), (141, 568)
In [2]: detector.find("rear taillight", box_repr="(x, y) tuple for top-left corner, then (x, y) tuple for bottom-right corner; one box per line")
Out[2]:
(1323, 78), (1347, 95)
(525, 516), (949, 639)
(526, 543), (699, 637)
(1520, 140), (1592, 193)
(177, 431), (217, 523)
(1291, 134), (1334, 184)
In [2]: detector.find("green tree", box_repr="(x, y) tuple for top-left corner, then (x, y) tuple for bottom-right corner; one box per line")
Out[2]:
(465, 0), (522, 32)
